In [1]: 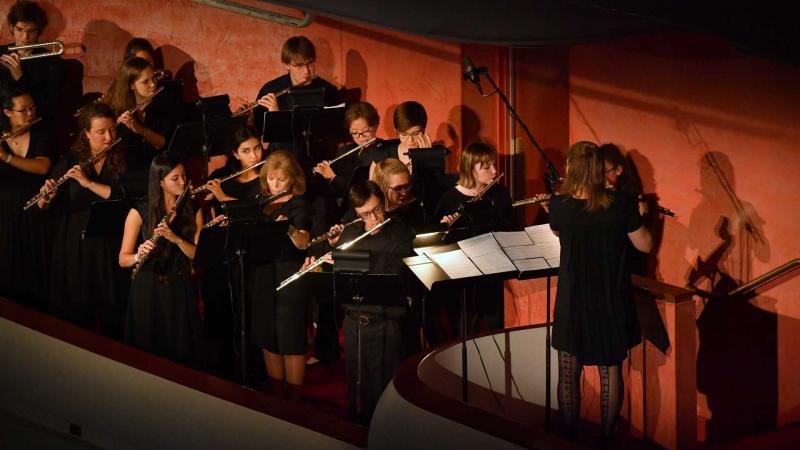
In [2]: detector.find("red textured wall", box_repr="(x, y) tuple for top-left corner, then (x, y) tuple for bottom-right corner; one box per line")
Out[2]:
(0, 0), (467, 156)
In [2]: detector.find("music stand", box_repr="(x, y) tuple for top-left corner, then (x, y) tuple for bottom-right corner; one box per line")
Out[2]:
(406, 145), (448, 224)
(194, 216), (300, 385)
(168, 94), (245, 180)
(82, 199), (130, 240)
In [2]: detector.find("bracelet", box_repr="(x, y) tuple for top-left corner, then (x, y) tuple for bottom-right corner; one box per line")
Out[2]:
(134, 253), (140, 263)
(142, 127), (150, 139)
(3, 153), (11, 164)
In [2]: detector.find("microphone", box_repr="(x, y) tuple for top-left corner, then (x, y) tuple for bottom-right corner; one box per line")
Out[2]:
(462, 57), (485, 96)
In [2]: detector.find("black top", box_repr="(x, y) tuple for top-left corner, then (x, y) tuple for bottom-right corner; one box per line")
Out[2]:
(338, 219), (415, 275)
(0, 121), (54, 195)
(207, 166), (263, 201)
(548, 190), (643, 365)
(434, 183), (513, 236)
(134, 199), (195, 276)
(253, 73), (341, 139)
(117, 98), (180, 171)
(328, 139), (387, 199)
(48, 152), (124, 212)
(263, 195), (312, 232)
(0, 44), (65, 120)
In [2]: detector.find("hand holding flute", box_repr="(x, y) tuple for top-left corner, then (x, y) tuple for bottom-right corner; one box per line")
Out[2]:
(312, 137), (377, 178)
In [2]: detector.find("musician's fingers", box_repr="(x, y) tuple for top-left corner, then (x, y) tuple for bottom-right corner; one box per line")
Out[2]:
(275, 214), (288, 221)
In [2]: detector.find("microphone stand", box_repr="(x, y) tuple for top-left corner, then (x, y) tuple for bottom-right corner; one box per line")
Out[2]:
(470, 65), (561, 193)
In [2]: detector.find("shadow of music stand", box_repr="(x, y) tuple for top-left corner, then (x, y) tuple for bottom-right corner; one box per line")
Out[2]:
(82, 199), (130, 241)
(168, 94), (245, 180)
(403, 244), (517, 404)
(308, 252), (405, 419)
(407, 145), (448, 224)
(194, 202), (300, 385)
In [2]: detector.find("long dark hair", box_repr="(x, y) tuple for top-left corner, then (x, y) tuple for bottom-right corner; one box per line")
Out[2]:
(145, 156), (196, 273)
(72, 102), (125, 177)
(221, 124), (262, 173)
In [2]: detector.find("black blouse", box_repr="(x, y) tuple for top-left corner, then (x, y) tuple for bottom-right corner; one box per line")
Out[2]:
(263, 195), (312, 232)
(0, 121), (54, 196)
(0, 44), (64, 119)
(434, 183), (513, 235)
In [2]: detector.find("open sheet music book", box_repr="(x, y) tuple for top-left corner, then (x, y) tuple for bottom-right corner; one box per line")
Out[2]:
(421, 224), (560, 280)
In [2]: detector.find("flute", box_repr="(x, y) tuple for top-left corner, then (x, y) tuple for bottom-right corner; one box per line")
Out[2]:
(131, 184), (191, 279)
(277, 217), (392, 291)
(23, 137), (123, 210)
(1, 117), (42, 142)
(191, 160), (267, 196)
(312, 138), (377, 175)
(306, 217), (363, 249)
(232, 76), (317, 118)
(129, 86), (165, 115)
(201, 189), (289, 229)
(447, 173), (504, 227)
(512, 194), (552, 208)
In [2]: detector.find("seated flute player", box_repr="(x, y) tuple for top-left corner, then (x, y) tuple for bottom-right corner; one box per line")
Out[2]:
(301, 180), (416, 422)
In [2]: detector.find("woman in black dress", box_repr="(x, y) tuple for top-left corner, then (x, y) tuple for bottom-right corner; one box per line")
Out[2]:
(0, 86), (52, 307)
(119, 156), (204, 365)
(105, 57), (175, 189)
(549, 141), (652, 444)
(197, 124), (263, 376)
(431, 142), (512, 342)
(252, 149), (311, 387)
(36, 102), (128, 336)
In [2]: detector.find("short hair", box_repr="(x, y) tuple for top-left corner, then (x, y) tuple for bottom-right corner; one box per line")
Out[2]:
(348, 180), (384, 210)
(371, 158), (410, 196)
(7, 1), (47, 33)
(259, 150), (306, 196)
(281, 36), (316, 64)
(0, 85), (32, 131)
(457, 142), (497, 189)
(393, 101), (427, 132)
(344, 101), (379, 128)
(124, 37), (155, 62)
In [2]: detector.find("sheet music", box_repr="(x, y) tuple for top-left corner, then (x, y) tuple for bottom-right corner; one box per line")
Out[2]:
(457, 233), (516, 275)
(514, 257), (551, 272)
(427, 249), (483, 279)
(504, 245), (540, 261)
(525, 224), (559, 245)
(492, 231), (533, 248)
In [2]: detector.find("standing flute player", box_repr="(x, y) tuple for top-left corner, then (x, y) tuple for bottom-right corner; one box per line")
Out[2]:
(548, 141), (652, 446)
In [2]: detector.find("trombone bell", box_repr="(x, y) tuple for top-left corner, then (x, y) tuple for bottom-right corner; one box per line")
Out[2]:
(8, 41), (65, 61)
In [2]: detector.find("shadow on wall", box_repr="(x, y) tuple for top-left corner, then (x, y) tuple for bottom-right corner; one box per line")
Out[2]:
(684, 150), (778, 442)
(341, 49), (367, 105)
(81, 20), (132, 92)
(159, 45), (198, 102)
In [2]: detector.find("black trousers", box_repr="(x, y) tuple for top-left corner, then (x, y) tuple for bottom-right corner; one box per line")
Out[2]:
(343, 305), (407, 421)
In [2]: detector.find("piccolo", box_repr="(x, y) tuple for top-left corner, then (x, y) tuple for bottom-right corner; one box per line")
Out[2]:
(191, 160), (267, 195)
(232, 76), (317, 118)
(23, 137), (123, 210)
(277, 217), (392, 291)
(132, 183), (192, 279)
(447, 173), (504, 228)
(1, 117), (42, 142)
(306, 217), (363, 249)
(312, 138), (377, 175)
(512, 194), (552, 208)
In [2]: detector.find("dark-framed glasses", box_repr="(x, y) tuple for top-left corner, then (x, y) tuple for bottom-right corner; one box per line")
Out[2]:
(356, 203), (384, 220)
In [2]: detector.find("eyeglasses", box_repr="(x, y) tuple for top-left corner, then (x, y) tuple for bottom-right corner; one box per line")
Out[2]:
(349, 128), (375, 138)
(397, 130), (423, 140)
(356, 203), (384, 220)
(10, 105), (36, 114)
(289, 59), (315, 70)
(388, 183), (413, 193)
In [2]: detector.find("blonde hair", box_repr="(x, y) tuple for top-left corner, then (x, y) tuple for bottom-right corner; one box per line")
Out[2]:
(562, 141), (610, 212)
(371, 158), (410, 197)
(259, 150), (306, 196)
(457, 142), (496, 189)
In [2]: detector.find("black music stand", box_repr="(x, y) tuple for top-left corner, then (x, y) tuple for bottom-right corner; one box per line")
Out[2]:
(194, 215), (299, 385)
(309, 257), (406, 420)
(81, 199), (130, 240)
(407, 145), (448, 223)
(169, 95), (245, 179)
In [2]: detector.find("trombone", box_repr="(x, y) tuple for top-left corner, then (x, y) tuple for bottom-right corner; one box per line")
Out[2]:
(6, 41), (65, 61)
